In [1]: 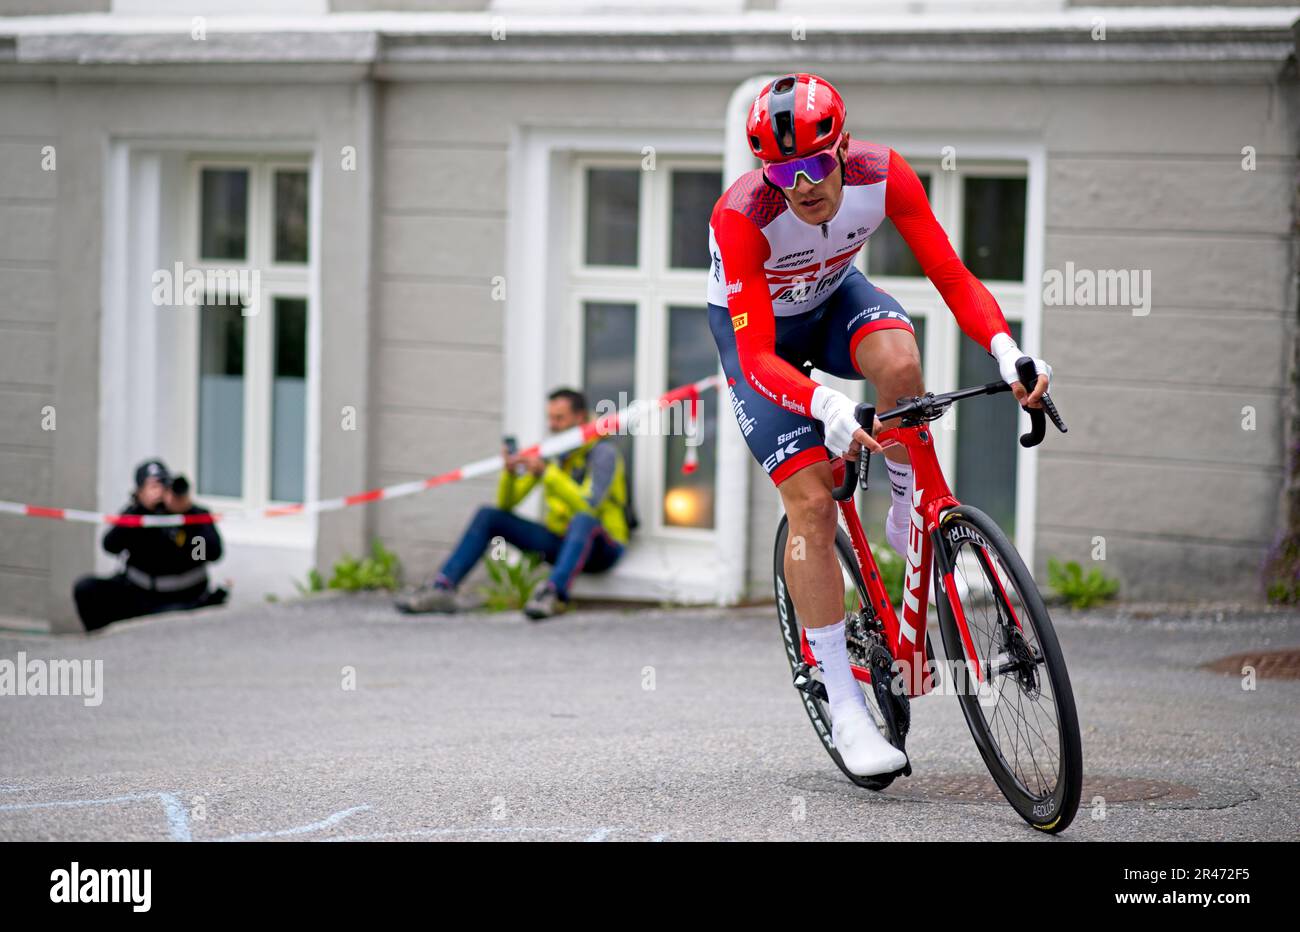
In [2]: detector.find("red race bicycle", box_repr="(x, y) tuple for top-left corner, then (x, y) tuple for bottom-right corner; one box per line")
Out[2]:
(774, 358), (1083, 832)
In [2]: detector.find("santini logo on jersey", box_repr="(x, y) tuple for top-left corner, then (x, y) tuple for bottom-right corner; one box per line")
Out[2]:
(773, 249), (815, 269)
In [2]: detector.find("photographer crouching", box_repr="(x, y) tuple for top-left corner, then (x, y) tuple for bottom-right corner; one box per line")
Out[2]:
(72, 459), (228, 632)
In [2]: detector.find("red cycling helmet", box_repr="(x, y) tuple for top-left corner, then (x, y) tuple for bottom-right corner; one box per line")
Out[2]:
(746, 73), (845, 161)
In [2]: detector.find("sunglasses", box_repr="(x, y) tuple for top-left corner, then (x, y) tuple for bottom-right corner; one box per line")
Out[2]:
(762, 137), (842, 189)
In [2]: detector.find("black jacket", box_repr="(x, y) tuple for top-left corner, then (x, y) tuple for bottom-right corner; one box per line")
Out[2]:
(102, 501), (223, 578)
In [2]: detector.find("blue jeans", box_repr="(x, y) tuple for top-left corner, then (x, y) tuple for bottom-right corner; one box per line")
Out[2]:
(435, 507), (623, 600)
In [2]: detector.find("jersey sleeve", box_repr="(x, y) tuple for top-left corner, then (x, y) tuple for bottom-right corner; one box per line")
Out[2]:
(713, 207), (821, 418)
(884, 148), (1011, 351)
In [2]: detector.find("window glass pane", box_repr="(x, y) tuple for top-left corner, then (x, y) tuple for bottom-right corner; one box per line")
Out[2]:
(955, 320), (1023, 537)
(867, 173), (930, 278)
(584, 168), (640, 266)
(858, 318), (926, 539)
(274, 170), (309, 264)
(669, 170), (722, 269)
(583, 301), (638, 521)
(200, 168), (248, 261)
(271, 297), (308, 502)
(664, 305), (716, 529)
(198, 302), (245, 497)
(962, 176), (1026, 281)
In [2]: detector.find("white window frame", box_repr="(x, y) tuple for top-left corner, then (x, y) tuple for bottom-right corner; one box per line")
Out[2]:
(505, 125), (739, 604)
(568, 154), (723, 544)
(177, 155), (314, 541)
(569, 153), (728, 545)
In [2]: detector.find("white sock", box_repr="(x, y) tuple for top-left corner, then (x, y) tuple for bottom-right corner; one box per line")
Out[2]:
(804, 618), (869, 722)
(884, 459), (914, 557)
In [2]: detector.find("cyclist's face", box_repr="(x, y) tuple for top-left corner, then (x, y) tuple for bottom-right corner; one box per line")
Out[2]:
(547, 398), (585, 433)
(784, 134), (848, 226)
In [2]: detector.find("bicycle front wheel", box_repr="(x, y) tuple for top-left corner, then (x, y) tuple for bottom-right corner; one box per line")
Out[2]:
(932, 505), (1083, 833)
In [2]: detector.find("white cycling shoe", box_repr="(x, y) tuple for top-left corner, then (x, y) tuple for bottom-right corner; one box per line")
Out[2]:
(831, 707), (908, 776)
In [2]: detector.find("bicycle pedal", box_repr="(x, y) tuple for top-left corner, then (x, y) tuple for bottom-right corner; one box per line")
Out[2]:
(791, 664), (828, 702)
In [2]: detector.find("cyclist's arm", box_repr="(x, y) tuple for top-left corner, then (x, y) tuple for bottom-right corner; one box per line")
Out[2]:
(885, 148), (1012, 351)
(714, 207), (821, 418)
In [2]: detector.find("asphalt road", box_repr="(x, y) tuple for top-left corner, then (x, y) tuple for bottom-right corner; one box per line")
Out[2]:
(2, 594), (1298, 841)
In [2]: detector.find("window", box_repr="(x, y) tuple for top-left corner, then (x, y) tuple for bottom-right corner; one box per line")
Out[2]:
(582, 300), (638, 524)
(664, 305), (717, 529)
(572, 159), (722, 536)
(867, 172), (930, 279)
(199, 168), (248, 261)
(584, 168), (640, 266)
(962, 176), (1026, 282)
(198, 300), (246, 498)
(189, 157), (311, 509)
(859, 161), (1028, 536)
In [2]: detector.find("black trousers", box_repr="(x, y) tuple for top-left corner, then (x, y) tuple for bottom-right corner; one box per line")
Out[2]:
(72, 574), (209, 632)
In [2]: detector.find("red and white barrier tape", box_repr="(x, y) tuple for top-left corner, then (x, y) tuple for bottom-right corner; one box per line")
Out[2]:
(0, 376), (722, 528)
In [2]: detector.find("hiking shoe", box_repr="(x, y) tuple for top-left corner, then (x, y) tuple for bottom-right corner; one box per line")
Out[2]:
(394, 584), (458, 614)
(522, 582), (568, 621)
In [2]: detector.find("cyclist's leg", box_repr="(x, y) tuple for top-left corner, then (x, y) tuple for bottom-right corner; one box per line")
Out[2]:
(820, 269), (925, 555)
(708, 303), (829, 485)
(434, 506), (562, 589)
(714, 302), (899, 762)
(817, 268), (923, 462)
(709, 304), (844, 628)
(775, 459), (844, 632)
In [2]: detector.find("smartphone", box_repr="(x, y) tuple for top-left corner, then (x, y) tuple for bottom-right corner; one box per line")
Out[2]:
(503, 435), (518, 455)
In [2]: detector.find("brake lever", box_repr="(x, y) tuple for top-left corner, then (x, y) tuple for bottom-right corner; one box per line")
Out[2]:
(1015, 357), (1047, 448)
(856, 403), (875, 493)
(830, 402), (876, 501)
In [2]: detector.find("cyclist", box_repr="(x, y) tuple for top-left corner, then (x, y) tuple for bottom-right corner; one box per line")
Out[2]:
(709, 73), (1051, 776)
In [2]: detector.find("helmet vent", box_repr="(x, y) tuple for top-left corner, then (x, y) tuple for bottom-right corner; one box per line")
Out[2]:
(817, 116), (834, 138)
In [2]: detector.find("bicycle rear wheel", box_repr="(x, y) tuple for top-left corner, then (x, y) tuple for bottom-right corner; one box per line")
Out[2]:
(932, 505), (1083, 833)
(773, 515), (907, 791)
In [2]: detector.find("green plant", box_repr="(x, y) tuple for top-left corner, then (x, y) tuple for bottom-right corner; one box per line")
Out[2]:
(867, 545), (906, 608)
(480, 549), (548, 611)
(294, 568), (324, 596)
(1047, 558), (1119, 609)
(833, 547), (904, 615)
(326, 539), (402, 592)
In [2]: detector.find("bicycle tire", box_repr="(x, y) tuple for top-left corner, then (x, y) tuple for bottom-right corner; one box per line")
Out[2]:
(932, 504), (1083, 833)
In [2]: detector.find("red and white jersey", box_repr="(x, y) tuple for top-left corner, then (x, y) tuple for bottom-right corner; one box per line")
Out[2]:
(707, 139), (1012, 418)
(707, 145), (888, 316)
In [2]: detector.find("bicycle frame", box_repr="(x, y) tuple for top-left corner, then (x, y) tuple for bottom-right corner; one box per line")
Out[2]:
(797, 421), (963, 699)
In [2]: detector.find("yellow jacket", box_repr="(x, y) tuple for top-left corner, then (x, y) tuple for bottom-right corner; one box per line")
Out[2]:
(497, 438), (629, 545)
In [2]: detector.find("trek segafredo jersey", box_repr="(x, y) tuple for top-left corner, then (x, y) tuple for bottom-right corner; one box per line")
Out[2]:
(707, 139), (1011, 420)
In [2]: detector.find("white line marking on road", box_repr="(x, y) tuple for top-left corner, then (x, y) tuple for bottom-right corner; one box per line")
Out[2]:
(321, 825), (658, 842)
(0, 791), (191, 840)
(215, 804), (371, 842)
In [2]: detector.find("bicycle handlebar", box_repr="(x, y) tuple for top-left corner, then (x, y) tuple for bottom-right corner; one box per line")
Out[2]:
(829, 356), (1067, 502)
